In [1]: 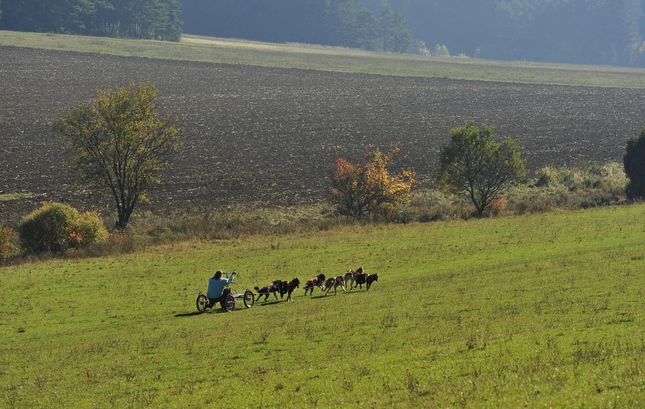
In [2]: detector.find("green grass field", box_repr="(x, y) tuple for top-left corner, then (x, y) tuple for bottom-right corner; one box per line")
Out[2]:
(3, 29), (645, 407)
(2, 205), (645, 407)
(2, 30), (645, 88)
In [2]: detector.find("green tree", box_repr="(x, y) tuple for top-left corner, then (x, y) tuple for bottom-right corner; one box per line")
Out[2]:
(325, 0), (380, 50)
(54, 82), (182, 229)
(623, 128), (645, 200)
(329, 147), (416, 219)
(379, 4), (413, 53)
(436, 122), (525, 217)
(0, 0), (182, 41)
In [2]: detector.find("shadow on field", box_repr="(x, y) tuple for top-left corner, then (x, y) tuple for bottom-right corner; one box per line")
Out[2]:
(174, 309), (235, 317)
(308, 291), (365, 299)
(256, 300), (282, 306)
(174, 311), (204, 317)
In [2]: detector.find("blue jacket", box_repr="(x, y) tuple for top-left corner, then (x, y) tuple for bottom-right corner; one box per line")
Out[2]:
(207, 274), (235, 299)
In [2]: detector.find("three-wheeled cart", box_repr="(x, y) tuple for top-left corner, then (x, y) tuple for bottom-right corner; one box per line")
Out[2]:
(195, 288), (255, 312)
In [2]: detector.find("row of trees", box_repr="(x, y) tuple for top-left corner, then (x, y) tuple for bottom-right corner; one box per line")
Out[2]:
(180, 0), (413, 53)
(4, 81), (643, 256)
(369, 0), (645, 66)
(55, 82), (645, 229)
(330, 124), (526, 219)
(0, 0), (182, 41)
(3, 0), (643, 65)
(179, 0), (645, 65)
(52, 82), (526, 238)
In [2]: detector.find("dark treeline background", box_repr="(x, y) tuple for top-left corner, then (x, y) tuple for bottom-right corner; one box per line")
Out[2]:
(179, 0), (413, 53)
(181, 0), (645, 67)
(2, 0), (645, 66)
(0, 0), (182, 41)
(371, 0), (645, 67)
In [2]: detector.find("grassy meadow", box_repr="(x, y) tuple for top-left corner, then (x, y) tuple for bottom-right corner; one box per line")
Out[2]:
(2, 30), (645, 88)
(3, 28), (645, 408)
(2, 205), (645, 407)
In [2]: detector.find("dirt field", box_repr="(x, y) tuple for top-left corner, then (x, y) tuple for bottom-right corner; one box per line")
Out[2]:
(2, 45), (645, 226)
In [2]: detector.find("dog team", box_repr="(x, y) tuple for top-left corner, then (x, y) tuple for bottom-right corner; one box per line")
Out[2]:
(254, 266), (378, 302)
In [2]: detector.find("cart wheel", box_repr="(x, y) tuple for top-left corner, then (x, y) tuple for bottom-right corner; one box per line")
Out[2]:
(223, 293), (236, 312)
(196, 293), (208, 312)
(243, 290), (255, 308)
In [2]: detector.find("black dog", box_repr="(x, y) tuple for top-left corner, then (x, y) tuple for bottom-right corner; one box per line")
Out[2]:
(279, 278), (300, 301)
(354, 272), (378, 290)
(366, 273), (378, 291)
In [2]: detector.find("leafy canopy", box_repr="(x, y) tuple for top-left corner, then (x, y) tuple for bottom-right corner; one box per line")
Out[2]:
(54, 82), (181, 229)
(436, 122), (525, 217)
(329, 146), (416, 219)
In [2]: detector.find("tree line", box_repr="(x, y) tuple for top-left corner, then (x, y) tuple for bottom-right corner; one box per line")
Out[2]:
(182, 0), (645, 66)
(180, 0), (413, 53)
(2, 0), (644, 65)
(370, 0), (645, 66)
(0, 0), (182, 41)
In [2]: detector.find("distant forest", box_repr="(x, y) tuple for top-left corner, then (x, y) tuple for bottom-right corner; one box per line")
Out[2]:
(180, 0), (413, 53)
(181, 0), (645, 66)
(2, 0), (645, 66)
(0, 0), (182, 41)
(372, 0), (645, 67)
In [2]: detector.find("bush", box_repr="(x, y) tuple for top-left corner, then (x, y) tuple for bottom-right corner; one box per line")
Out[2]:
(76, 211), (109, 244)
(329, 147), (416, 220)
(0, 226), (22, 261)
(18, 203), (108, 254)
(533, 163), (626, 193)
(624, 129), (645, 200)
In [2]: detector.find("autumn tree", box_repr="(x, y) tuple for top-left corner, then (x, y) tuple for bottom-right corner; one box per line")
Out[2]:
(436, 122), (525, 217)
(54, 82), (181, 229)
(329, 147), (416, 219)
(624, 128), (645, 200)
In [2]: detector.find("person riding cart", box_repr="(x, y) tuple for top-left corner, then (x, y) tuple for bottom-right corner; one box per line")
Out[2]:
(207, 270), (236, 309)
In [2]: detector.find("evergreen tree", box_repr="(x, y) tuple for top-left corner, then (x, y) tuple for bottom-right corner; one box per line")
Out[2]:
(0, 0), (182, 41)
(379, 4), (413, 53)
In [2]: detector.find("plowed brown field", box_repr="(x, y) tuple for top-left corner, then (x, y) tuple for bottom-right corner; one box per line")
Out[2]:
(2, 46), (645, 226)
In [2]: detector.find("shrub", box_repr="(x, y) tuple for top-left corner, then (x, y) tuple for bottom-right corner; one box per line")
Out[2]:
(77, 211), (109, 244)
(329, 147), (416, 220)
(18, 202), (108, 254)
(434, 44), (450, 56)
(485, 194), (506, 216)
(624, 129), (645, 200)
(0, 226), (22, 261)
(534, 163), (626, 193)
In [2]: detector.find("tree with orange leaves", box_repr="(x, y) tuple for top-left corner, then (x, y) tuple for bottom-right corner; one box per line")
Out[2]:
(329, 147), (416, 219)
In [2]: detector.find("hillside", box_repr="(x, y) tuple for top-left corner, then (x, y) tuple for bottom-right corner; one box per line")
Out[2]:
(2, 206), (645, 407)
